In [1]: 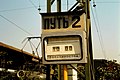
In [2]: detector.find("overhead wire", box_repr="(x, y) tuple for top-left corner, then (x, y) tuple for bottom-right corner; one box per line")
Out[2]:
(38, 0), (40, 7)
(19, 0), (41, 58)
(90, 2), (107, 59)
(28, 0), (38, 9)
(38, 0), (41, 13)
(93, 5), (105, 56)
(93, 2), (107, 59)
(0, 6), (35, 12)
(95, 2), (120, 3)
(0, 15), (33, 35)
(67, 0), (69, 10)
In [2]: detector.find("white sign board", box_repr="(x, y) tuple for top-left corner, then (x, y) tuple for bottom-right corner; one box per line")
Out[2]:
(41, 11), (87, 64)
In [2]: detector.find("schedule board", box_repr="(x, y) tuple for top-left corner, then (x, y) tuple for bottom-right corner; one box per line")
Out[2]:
(44, 35), (82, 61)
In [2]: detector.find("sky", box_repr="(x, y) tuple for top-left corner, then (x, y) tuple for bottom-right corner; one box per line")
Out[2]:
(0, 0), (120, 62)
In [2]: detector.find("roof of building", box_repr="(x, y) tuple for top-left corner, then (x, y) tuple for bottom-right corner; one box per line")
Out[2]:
(0, 42), (40, 59)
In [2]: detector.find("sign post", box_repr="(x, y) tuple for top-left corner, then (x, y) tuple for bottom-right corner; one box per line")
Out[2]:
(64, 65), (68, 80)
(41, 0), (95, 80)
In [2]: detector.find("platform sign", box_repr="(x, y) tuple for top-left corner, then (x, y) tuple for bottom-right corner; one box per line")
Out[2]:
(41, 11), (87, 64)
(41, 11), (85, 30)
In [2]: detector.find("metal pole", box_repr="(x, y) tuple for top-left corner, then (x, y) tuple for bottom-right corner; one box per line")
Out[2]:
(63, 65), (68, 80)
(85, 0), (95, 80)
(57, 1), (61, 80)
(47, 0), (51, 13)
(46, 65), (50, 80)
(57, 0), (61, 12)
(58, 65), (61, 80)
(46, 1), (51, 80)
(85, 0), (91, 80)
(69, 64), (85, 78)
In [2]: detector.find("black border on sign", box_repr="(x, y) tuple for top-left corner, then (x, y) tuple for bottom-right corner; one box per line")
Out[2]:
(40, 10), (85, 16)
(43, 35), (83, 62)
